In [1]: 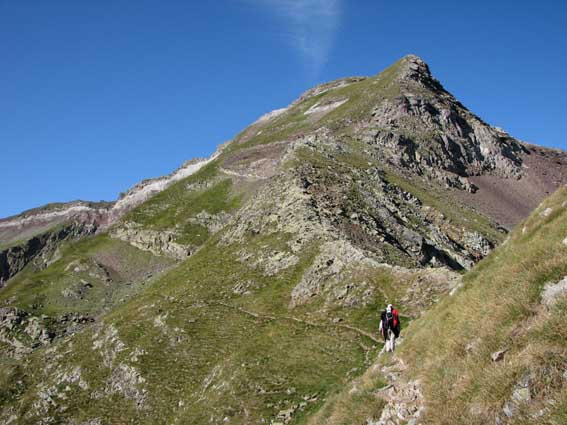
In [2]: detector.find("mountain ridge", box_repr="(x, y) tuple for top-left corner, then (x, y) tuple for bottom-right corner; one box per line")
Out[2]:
(3, 55), (565, 225)
(1, 55), (567, 424)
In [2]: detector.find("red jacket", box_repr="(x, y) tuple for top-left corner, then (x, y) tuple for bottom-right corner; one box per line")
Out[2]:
(392, 309), (399, 328)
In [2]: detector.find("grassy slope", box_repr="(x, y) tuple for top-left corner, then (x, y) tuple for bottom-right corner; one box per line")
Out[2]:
(0, 234), (175, 317)
(0, 177), (474, 423)
(0, 175), (434, 424)
(0, 165), (233, 318)
(400, 186), (567, 424)
(0, 160), (241, 319)
(122, 162), (242, 247)
(0, 155), (371, 424)
(0, 234), (381, 424)
(225, 59), (402, 155)
(309, 186), (567, 424)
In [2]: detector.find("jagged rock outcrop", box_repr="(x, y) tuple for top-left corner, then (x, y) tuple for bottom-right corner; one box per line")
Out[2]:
(371, 359), (425, 425)
(188, 211), (232, 234)
(360, 56), (526, 184)
(0, 307), (54, 358)
(110, 222), (192, 259)
(289, 240), (379, 307)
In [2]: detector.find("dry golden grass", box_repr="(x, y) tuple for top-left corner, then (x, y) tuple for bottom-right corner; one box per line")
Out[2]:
(397, 186), (567, 424)
(304, 187), (567, 425)
(305, 359), (388, 425)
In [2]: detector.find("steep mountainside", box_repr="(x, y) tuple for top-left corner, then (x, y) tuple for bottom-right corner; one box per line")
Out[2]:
(1, 55), (566, 424)
(311, 186), (567, 425)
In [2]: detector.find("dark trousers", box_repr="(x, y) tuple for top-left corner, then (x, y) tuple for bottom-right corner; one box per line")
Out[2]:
(382, 326), (400, 341)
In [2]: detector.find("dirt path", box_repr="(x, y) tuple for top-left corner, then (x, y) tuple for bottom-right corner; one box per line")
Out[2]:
(218, 301), (426, 424)
(213, 301), (382, 343)
(164, 296), (424, 423)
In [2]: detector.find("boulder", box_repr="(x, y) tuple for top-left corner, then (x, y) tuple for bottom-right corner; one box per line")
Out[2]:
(491, 349), (508, 362)
(541, 276), (567, 306)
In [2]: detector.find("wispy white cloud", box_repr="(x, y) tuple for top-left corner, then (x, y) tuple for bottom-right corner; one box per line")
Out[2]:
(252, 0), (343, 74)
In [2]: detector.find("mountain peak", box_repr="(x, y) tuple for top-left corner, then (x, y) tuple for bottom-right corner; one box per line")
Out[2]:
(400, 53), (428, 67)
(395, 54), (435, 84)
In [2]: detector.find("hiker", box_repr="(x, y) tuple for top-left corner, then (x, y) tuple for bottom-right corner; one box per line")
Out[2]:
(379, 303), (400, 343)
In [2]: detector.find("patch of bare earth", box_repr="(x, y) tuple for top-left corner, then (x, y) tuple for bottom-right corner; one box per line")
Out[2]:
(459, 145), (567, 229)
(221, 141), (290, 179)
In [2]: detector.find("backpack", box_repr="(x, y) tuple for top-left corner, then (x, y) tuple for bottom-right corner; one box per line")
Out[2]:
(385, 311), (394, 329)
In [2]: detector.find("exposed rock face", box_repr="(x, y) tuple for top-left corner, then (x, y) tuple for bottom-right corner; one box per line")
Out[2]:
(289, 237), (461, 312)
(188, 211), (232, 234)
(105, 363), (147, 408)
(362, 56), (526, 183)
(0, 202), (111, 243)
(290, 240), (379, 307)
(221, 170), (329, 247)
(0, 220), (99, 286)
(110, 222), (191, 259)
(370, 358), (425, 425)
(222, 136), (495, 275)
(289, 138), (494, 270)
(220, 140), (290, 179)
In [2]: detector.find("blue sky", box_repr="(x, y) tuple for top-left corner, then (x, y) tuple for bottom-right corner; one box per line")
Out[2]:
(1, 0), (566, 218)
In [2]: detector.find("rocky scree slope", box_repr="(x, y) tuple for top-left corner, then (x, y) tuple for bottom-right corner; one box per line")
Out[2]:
(0, 55), (566, 424)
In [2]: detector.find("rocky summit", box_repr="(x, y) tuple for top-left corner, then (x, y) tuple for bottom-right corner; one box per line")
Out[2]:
(1, 55), (567, 424)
